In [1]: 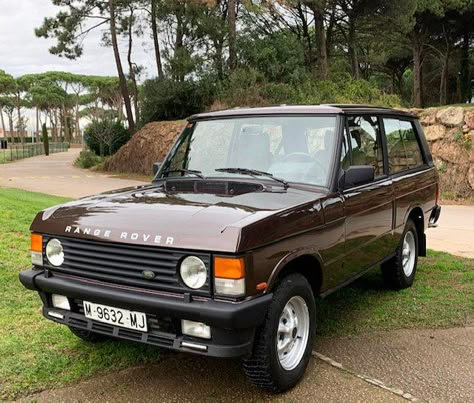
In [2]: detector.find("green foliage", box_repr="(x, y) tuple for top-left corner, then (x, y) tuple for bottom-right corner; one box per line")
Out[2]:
(74, 150), (104, 169)
(140, 78), (214, 122)
(217, 70), (401, 108)
(84, 120), (130, 157)
(239, 33), (307, 83)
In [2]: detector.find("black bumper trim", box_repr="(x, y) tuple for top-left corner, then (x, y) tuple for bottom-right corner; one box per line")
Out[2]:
(429, 205), (441, 227)
(19, 269), (272, 330)
(43, 307), (254, 358)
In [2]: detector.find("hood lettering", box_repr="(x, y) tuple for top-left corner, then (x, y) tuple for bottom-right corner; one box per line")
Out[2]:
(64, 225), (174, 245)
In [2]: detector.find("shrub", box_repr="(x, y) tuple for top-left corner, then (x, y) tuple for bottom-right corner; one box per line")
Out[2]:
(74, 150), (104, 169)
(84, 120), (130, 157)
(140, 78), (214, 123)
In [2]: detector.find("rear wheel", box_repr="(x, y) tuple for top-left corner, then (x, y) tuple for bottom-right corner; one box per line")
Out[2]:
(69, 326), (110, 343)
(243, 273), (316, 392)
(381, 219), (419, 290)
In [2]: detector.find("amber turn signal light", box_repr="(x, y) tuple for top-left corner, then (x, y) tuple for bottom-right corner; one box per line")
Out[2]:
(214, 257), (245, 279)
(31, 233), (43, 252)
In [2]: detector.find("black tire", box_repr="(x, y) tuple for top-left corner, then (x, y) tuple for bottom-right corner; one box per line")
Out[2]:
(69, 326), (110, 343)
(381, 219), (419, 290)
(242, 273), (316, 393)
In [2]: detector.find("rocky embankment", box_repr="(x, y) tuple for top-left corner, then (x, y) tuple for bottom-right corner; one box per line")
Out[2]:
(416, 107), (474, 199)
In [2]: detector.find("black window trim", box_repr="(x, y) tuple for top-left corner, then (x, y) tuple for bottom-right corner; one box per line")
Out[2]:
(342, 113), (389, 183)
(379, 115), (428, 178)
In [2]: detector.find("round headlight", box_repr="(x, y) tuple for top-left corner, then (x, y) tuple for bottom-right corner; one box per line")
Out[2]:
(180, 256), (207, 289)
(46, 238), (64, 266)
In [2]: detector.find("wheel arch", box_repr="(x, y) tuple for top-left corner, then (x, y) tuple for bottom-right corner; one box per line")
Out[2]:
(406, 206), (426, 256)
(266, 252), (323, 297)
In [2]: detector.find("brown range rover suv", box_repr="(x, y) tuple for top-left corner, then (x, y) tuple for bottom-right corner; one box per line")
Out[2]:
(20, 105), (441, 392)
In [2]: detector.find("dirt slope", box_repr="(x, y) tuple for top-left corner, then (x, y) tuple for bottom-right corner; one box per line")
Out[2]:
(103, 120), (185, 176)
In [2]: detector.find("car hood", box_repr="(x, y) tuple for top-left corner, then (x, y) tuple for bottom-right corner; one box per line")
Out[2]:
(31, 184), (326, 252)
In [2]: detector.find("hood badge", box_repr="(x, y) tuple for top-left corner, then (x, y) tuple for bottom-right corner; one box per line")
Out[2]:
(142, 270), (156, 280)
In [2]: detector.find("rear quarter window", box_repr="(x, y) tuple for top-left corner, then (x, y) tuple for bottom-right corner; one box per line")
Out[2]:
(383, 118), (424, 174)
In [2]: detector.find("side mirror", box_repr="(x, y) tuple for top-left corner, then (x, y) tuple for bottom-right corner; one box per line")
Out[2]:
(152, 162), (162, 175)
(341, 166), (375, 188)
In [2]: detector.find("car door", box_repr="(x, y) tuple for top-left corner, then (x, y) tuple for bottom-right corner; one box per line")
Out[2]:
(341, 114), (394, 278)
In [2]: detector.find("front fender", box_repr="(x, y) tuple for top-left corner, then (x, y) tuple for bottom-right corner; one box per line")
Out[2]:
(265, 248), (323, 293)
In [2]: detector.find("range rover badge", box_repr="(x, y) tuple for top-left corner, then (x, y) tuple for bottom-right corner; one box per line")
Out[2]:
(142, 270), (156, 280)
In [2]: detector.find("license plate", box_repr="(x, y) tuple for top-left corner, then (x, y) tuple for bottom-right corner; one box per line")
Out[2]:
(83, 301), (148, 332)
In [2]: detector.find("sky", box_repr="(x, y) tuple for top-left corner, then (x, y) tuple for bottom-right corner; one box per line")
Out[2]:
(0, 0), (155, 78)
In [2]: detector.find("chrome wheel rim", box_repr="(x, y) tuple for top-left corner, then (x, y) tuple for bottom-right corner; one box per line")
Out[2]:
(276, 296), (310, 371)
(402, 231), (416, 277)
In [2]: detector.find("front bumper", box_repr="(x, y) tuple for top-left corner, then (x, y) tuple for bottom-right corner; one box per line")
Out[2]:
(19, 269), (272, 358)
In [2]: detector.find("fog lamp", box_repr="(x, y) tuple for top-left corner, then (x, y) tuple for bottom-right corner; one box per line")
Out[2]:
(181, 320), (211, 339)
(52, 294), (70, 311)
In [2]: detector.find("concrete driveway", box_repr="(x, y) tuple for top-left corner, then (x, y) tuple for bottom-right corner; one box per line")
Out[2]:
(427, 205), (474, 258)
(22, 326), (474, 402)
(0, 148), (146, 199)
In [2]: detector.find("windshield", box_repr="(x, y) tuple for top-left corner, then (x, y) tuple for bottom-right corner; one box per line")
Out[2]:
(159, 116), (338, 187)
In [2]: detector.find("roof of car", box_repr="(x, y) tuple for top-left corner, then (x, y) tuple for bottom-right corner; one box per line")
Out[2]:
(188, 104), (417, 120)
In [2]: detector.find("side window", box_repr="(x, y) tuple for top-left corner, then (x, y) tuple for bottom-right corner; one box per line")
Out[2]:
(346, 115), (384, 178)
(384, 118), (424, 174)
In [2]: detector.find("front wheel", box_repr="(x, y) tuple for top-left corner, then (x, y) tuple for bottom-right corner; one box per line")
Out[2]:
(381, 219), (419, 290)
(242, 273), (316, 392)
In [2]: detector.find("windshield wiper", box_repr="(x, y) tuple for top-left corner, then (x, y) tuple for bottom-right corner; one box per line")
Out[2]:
(215, 167), (289, 189)
(161, 169), (205, 179)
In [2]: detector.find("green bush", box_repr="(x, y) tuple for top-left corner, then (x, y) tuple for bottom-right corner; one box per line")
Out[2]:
(218, 70), (401, 108)
(84, 120), (130, 157)
(140, 78), (214, 123)
(74, 150), (104, 169)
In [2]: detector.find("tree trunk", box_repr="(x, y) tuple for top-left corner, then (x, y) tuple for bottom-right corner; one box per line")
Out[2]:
(227, 0), (237, 71)
(0, 107), (6, 138)
(460, 27), (471, 103)
(348, 16), (359, 80)
(412, 40), (423, 108)
(8, 114), (14, 138)
(312, 3), (328, 80)
(127, 7), (140, 123)
(439, 52), (448, 106)
(36, 107), (40, 140)
(75, 103), (80, 140)
(108, 0), (135, 132)
(151, 0), (164, 78)
(174, 3), (185, 81)
(16, 96), (24, 144)
(214, 39), (224, 80)
(63, 104), (70, 142)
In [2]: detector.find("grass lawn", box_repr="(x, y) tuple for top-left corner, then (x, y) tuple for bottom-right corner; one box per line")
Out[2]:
(0, 188), (161, 400)
(0, 187), (473, 399)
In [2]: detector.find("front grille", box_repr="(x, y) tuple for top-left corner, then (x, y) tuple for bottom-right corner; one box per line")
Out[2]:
(43, 236), (211, 295)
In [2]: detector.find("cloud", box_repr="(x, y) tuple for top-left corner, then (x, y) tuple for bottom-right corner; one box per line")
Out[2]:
(0, 0), (157, 131)
(0, 0), (154, 78)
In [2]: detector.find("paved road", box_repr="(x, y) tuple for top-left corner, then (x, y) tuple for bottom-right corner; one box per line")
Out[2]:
(427, 205), (474, 258)
(22, 326), (474, 402)
(0, 148), (146, 199)
(22, 353), (405, 403)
